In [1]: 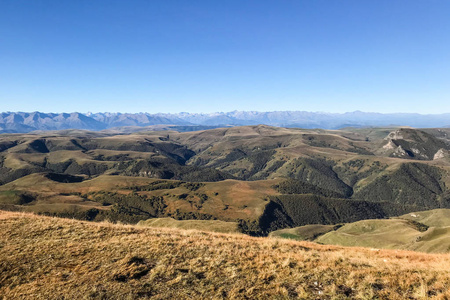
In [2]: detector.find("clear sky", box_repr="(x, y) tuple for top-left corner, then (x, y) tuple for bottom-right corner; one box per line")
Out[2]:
(1, 1), (449, 114)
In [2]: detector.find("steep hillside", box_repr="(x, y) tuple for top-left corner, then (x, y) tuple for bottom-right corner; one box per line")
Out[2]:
(2, 211), (450, 299)
(252, 194), (423, 235)
(352, 163), (448, 207)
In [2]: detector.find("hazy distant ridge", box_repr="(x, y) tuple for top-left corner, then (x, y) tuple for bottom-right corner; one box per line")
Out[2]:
(1, 111), (450, 133)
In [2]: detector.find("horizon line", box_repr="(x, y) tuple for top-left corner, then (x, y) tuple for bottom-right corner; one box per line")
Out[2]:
(2, 110), (450, 116)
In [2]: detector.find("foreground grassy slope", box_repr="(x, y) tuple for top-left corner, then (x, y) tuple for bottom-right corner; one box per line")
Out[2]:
(2, 211), (450, 299)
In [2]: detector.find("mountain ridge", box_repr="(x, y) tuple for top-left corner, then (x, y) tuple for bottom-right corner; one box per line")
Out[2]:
(2, 111), (450, 133)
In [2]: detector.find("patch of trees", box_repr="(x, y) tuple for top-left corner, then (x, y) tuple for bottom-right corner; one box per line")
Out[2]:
(169, 209), (216, 220)
(126, 180), (184, 191)
(184, 182), (205, 191)
(407, 220), (429, 232)
(44, 173), (84, 183)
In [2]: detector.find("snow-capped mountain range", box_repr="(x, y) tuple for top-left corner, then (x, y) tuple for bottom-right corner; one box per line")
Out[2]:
(1, 111), (449, 133)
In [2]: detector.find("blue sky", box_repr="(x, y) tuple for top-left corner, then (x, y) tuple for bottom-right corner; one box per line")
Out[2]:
(1, 1), (449, 114)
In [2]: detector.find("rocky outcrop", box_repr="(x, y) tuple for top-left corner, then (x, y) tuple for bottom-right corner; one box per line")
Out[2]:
(434, 149), (446, 160)
(382, 128), (450, 160)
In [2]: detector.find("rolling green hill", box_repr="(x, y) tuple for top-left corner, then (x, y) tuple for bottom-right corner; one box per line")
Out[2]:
(271, 209), (450, 253)
(400, 209), (450, 227)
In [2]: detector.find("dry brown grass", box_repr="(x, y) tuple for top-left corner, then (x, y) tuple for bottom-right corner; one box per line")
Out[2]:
(137, 217), (240, 234)
(2, 210), (450, 299)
